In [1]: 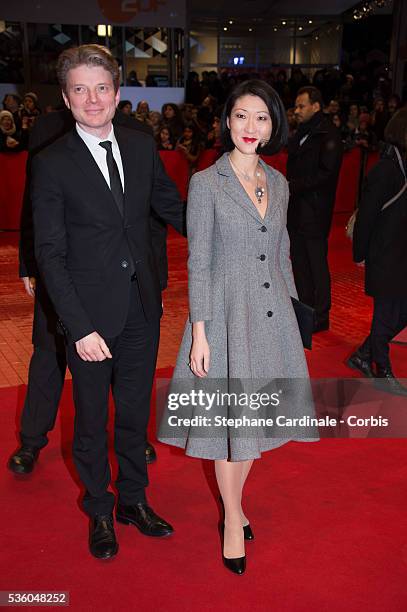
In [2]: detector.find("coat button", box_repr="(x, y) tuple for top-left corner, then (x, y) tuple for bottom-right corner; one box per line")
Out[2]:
(121, 260), (129, 268)
(259, 254), (266, 261)
(267, 311), (273, 317)
(263, 282), (270, 288)
(260, 226), (267, 232)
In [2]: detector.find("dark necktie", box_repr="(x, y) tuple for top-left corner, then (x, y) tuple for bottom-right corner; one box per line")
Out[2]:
(99, 140), (124, 217)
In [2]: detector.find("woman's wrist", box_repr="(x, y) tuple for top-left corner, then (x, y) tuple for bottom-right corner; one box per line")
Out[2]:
(192, 321), (206, 340)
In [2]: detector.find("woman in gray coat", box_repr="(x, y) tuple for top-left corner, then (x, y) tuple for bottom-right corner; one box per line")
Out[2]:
(159, 81), (316, 574)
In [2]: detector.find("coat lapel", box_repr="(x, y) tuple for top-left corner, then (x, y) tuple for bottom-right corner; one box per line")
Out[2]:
(216, 153), (280, 224)
(216, 153), (262, 223)
(261, 159), (281, 224)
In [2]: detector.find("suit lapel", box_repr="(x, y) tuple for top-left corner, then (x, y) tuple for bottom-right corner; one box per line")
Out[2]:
(114, 127), (132, 221)
(66, 129), (123, 221)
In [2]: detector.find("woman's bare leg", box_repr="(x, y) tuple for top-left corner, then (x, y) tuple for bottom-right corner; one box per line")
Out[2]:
(240, 459), (254, 526)
(215, 459), (246, 558)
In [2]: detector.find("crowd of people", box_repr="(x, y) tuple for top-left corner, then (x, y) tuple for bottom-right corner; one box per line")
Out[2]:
(2, 68), (403, 164)
(0, 92), (41, 152)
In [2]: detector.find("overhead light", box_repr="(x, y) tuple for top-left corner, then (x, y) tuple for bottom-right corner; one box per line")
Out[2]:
(298, 26), (303, 31)
(308, 19), (313, 24)
(248, 28), (253, 32)
(229, 20), (233, 24)
(282, 20), (286, 25)
(223, 26), (228, 31)
(97, 24), (112, 37)
(273, 27), (278, 31)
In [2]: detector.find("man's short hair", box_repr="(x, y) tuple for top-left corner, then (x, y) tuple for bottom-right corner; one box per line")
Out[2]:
(57, 45), (120, 93)
(297, 86), (323, 110)
(221, 79), (288, 155)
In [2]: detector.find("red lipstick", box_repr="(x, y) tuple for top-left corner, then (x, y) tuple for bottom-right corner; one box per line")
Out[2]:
(242, 137), (257, 143)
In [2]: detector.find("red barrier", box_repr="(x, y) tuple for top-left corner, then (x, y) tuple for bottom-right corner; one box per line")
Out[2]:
(0, 151), (28, 230)
(196, 149), (219, 172)
(334, 147), (361, 213)
(261, 152), (288, 176)
(158, 150), (190, 201)
(0, 147), (370, 224)
(366, 151), (380, 174)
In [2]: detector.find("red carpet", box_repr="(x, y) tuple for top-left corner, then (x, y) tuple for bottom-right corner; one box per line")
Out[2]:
(2, 382), (407, 611)
(1, 214), (407, 610)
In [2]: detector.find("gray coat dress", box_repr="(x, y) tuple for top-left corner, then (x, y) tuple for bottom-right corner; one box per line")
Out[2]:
(158, 153), (317, 460)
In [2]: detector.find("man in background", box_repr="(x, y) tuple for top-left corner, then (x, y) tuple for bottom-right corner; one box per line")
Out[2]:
(287, 86), (343, 332)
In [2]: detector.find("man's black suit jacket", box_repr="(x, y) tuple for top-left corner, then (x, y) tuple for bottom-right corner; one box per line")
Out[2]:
(20, 109), (157, 280)
(31, 125), (184, 343)
(20, 110), (177, 350)
(287, 112), (343, 238)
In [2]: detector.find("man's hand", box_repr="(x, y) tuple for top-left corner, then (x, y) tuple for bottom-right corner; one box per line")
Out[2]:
(22, 276), (36, 297)
(75, 331), (112, 362)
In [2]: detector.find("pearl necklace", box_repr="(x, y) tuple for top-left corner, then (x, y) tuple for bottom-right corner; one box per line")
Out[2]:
(229, 156), (266, 204)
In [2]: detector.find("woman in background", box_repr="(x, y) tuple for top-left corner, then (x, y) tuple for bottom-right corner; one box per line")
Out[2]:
(176, 122), (203, 174)
(135, 100), (150, 124)
(20, 92), (41, 129)
(0, 110), (29, 152)
(348, 109), (407, 396)
(161, 102), (184, 141)
(156, 126), (174, 151)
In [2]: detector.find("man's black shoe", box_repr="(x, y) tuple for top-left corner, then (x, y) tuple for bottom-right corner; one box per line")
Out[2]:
(346, 350), (375, 378)
(145, 441), (157, 464)
(314, 318), (329, 333)
(374, 366), (407, 397)
(8, 446), (40, 474)
(89, 514), (118, 559)
(116, 502), (174, 537)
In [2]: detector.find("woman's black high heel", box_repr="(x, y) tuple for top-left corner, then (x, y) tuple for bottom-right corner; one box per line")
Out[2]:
(243, 524), (254, 541)
(219, 496), (255, 541)
(219, 523), (246, 575)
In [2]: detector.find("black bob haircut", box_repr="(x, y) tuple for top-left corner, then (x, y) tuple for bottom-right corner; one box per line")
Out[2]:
(221, 79), (288, 155)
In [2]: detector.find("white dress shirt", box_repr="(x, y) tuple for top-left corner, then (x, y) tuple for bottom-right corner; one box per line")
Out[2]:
(76, 123), (125, 192)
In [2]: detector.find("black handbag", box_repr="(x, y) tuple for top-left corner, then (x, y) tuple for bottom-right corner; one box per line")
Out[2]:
(291, 297), (315, 350)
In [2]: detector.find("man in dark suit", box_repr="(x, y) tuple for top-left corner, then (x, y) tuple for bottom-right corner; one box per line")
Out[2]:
(287, 86), (343, 332)
(30, 45), (184, 559)
(8, 108), (162, 476)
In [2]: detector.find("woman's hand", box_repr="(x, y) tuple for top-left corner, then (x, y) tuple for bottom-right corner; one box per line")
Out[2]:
(190, 322), (210, 377)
